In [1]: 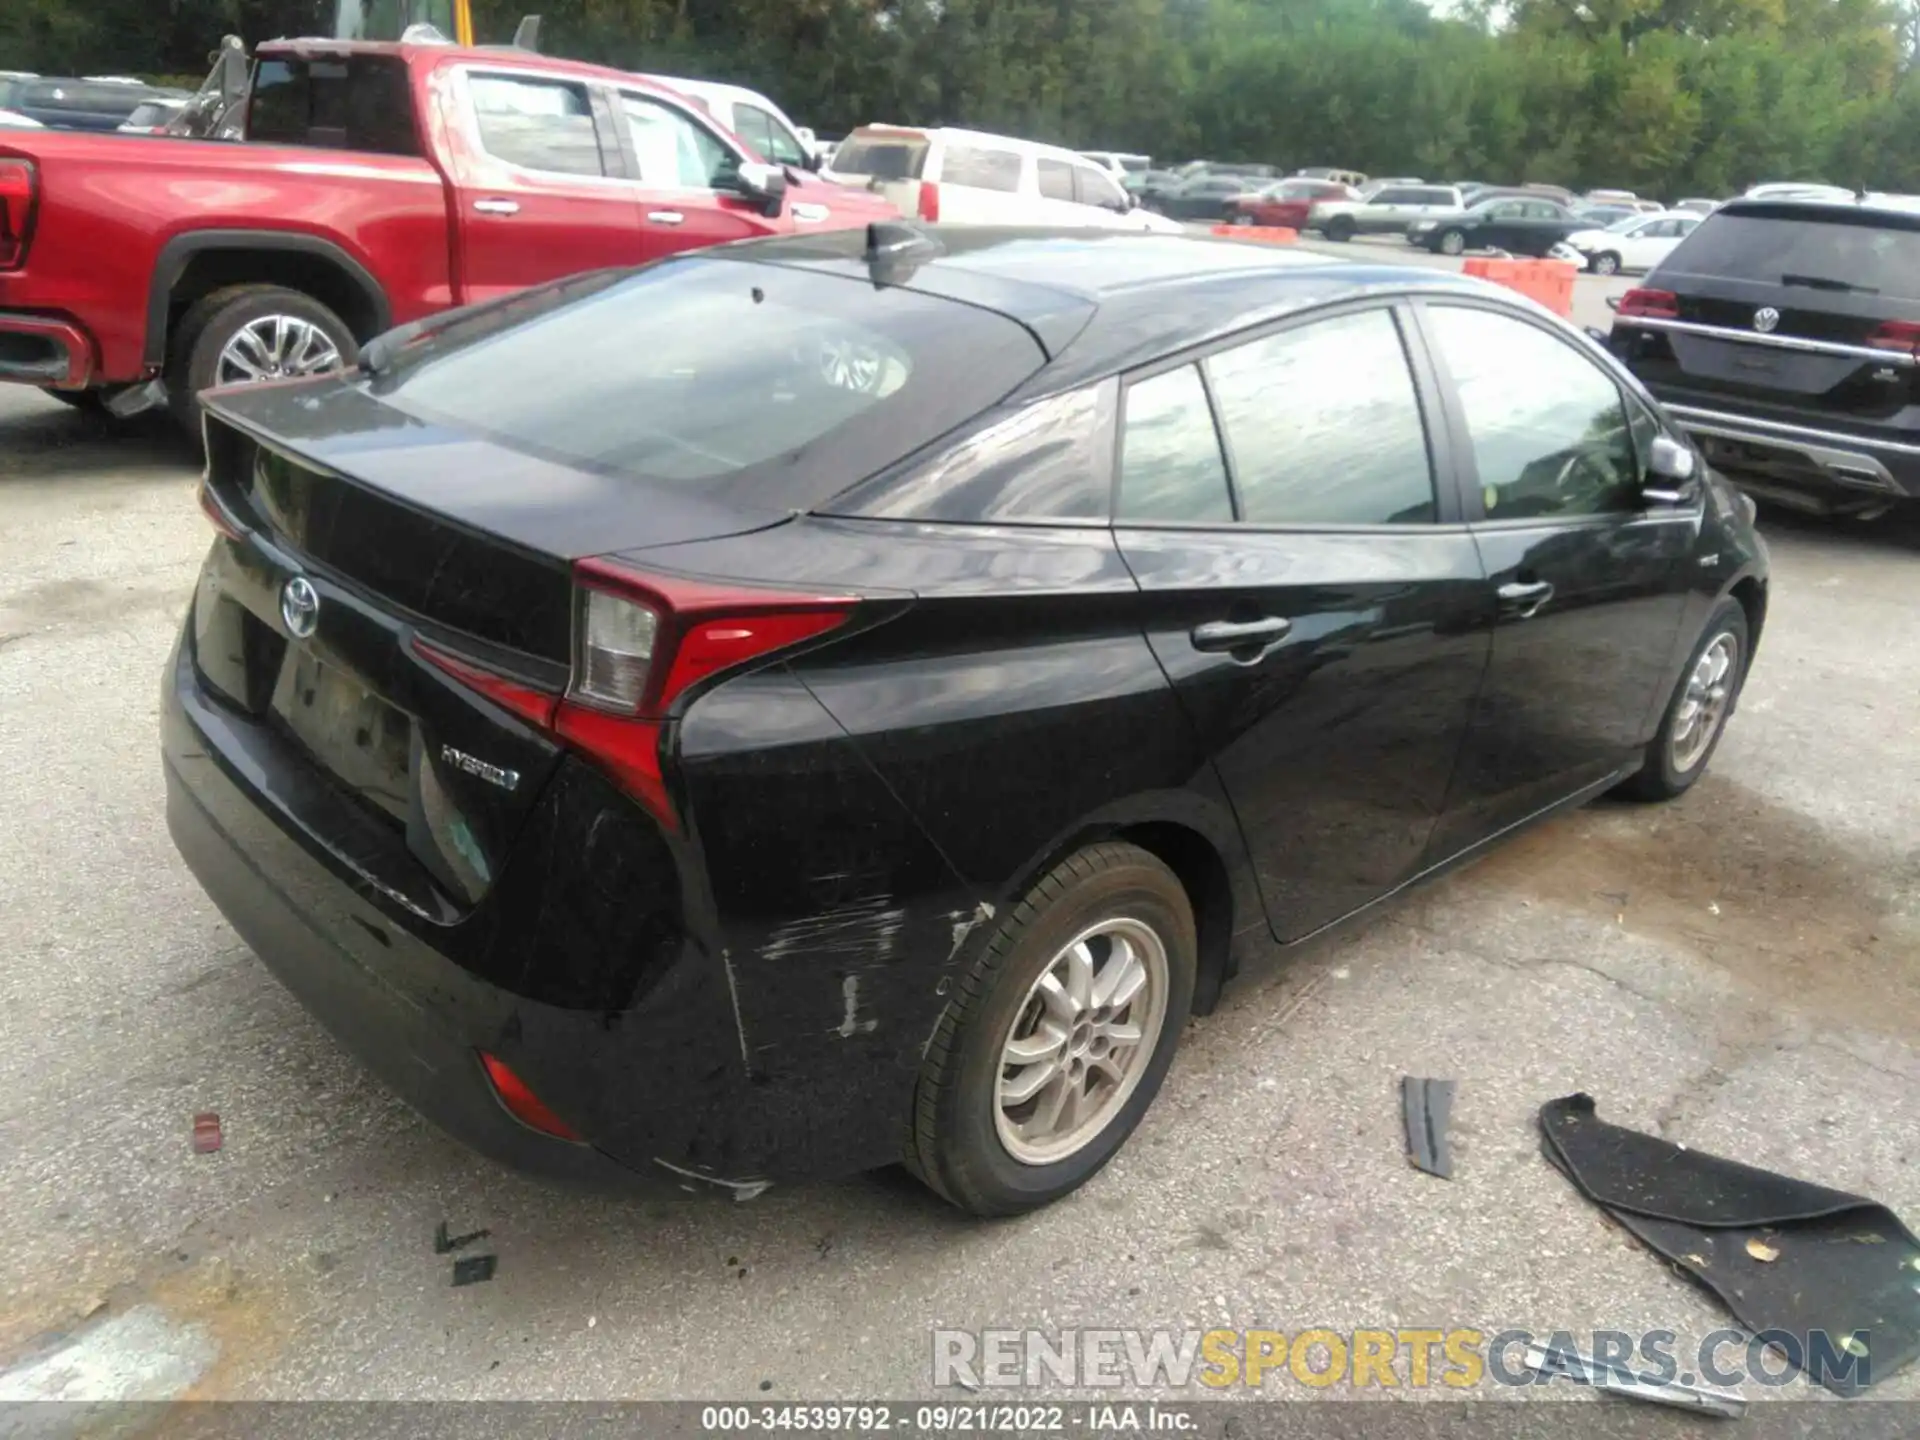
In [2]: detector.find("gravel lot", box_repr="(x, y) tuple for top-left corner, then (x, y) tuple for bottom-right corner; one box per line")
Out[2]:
(1, 246), (1916, 1413)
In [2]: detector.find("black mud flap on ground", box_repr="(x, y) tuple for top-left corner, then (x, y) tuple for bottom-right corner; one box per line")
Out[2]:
(1539, 1093), (1920, 1395)
(1402, 1076), (1455, 1178)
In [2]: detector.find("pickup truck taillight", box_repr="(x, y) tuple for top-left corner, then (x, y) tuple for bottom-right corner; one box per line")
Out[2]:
(917, 182), (941, 223)
(413, 560), (855, 832)
(0, 158), (36, 270)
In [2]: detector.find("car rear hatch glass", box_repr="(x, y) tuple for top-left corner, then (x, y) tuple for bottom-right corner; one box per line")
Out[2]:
(1644, 205), (1920, 415)
(191, 255), (1046, 910)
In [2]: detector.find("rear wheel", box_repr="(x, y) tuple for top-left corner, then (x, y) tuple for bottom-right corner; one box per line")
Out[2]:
(1590, 251), (1621, 275)
(1325, 215), (1356, 242)
(165, 284), (357, 438)
(1437, 228), (1466, 256)
(1618, 598), (1749, 801)
(905, 842), (1196, 1216)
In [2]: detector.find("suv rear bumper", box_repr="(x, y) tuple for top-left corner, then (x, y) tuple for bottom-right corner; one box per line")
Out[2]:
(0, 310), (96, 388)
(1660, 402), (1920, 508)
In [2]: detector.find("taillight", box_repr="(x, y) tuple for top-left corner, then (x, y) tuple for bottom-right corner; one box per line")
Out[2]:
(414, 560), (854, 831)
(1868, 320), (1920, 357)
(197, 480), (242, 542)
(0, 158), (37, 269)
(1616, 288), (1678, 320)
(478, 1051), (582, 1142)
(917, 181), (940, 222)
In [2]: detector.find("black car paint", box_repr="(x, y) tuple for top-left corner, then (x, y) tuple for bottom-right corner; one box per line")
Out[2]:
(1418, 201), (1585, 257)
(162, 230), (1768, 1195)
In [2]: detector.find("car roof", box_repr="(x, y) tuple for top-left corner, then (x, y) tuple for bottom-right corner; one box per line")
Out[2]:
(847, 123), (1092, 167)
(740, 226), (1493, 387)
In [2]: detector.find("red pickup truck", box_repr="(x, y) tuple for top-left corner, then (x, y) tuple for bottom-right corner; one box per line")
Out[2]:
(0, 38), (894, 434)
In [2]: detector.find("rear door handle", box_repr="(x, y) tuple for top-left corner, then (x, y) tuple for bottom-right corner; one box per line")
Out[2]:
(472, 198), (519, 216)
(647, 210), (685, 225)
(1191, 616), (1293, 654)
(1497, 579), (1555, 618)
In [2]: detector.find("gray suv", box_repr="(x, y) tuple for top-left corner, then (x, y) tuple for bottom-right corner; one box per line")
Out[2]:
(1310, 184), (1466, 241)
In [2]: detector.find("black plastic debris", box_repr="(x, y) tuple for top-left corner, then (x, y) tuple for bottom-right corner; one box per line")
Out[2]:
(434, 1220), (491, 1254)
(451, 1255), (498, 1287)
(1539, 1093), (1920, 1395)
(1401, 1076), (1455, 1178)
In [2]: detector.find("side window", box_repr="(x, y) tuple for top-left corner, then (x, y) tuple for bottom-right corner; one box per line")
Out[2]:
(1373, 188), (1414, 205)
(729, 102), (774, 156)
(1426, 306), (1641, 520)
(1206, 309), (1436, 526)
(1074, 165), (1128, 211)
(469, 74), (603, 176)
(621, 94), (736, 189)
(1488, 201), (1522, 219)
(739, 104), (807, 167)
(941, 144), (1022, 193)
(1037, 158), (1077, 202)
(1118, 365), (1234, 523)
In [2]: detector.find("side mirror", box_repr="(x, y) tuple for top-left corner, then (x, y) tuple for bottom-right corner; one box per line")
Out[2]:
(1643, 433), (1698, 505)
(731, 160), (788, 218)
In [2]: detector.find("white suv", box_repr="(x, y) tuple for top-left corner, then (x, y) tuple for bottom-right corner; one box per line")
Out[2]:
(640, 75), (820, 169)
(825, 126), (1183, 233)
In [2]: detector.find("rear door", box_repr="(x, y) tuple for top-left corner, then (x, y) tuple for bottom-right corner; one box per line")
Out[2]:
(1113, 303), (1491, 942)
(1622, 205), (1920, 424)
(1361, 187), (1416, 233)
(441, 68), (641, 302)
(610, 88), (786, 260)
(1414, 301), (1695, 858)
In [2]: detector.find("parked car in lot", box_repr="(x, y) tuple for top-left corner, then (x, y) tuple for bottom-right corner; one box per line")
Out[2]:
(1149, 172), (1266, 221)
(1743, 181), (1853, 202)
(163, 225), (1767, 1214)
(1674, 197), (1721, 215)
(1575, 203), (1639, 228)
(823, 125), (1181, 232)
(2, 76), (182, 131)
(1560, 210), (1701, 274)
(1081, 150), (1150, 181)
(0, 37), (894, 434)
(117, 96), (191, 134)
(1227, 178), (1356, 230)
(1295, 166), (1367, 188)
(0, 108), (41, 129)
(1309, 183), (1466, 241)
(1409, 195), (1586, 256)
(1609, 195), (1920, 517)
(637, 74), (818, 171)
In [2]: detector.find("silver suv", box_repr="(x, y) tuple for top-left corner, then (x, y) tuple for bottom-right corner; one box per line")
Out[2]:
(1310, 184), (1465, 241)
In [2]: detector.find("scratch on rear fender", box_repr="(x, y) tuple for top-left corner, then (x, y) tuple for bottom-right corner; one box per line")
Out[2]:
(718, 947), (750, 1073)
(651, 1156), (772, 1201)
(836, 974), (878, 1038)
(762, 897), (906, 966)
(947, 902), (996, 961)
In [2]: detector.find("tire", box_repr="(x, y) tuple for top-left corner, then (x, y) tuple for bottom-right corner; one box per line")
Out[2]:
(1617, 597), (1749, 802)
(1591, 251), (1621, 275)
(165, 284), (357, 438)
(1437, 228), (1467, 256)
(1326, 216), (1356, 242)
(905, 842), (1197, 1217)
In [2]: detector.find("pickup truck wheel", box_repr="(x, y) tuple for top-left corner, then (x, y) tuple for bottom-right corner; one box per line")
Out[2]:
(166, 285), (357, 437)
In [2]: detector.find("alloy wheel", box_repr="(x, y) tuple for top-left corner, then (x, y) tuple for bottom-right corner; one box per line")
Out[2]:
(994, 917), (1170, 1166)
(216, 316), (343, 386)
(1671, 631), (1739, 772)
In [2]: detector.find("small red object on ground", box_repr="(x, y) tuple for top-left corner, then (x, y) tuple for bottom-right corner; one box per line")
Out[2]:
(192, 1112), (223, 1153)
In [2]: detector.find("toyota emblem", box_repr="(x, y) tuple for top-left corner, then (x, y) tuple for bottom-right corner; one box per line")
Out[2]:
(281, 575), (320, 639)
(1753, 306), (1781, 333)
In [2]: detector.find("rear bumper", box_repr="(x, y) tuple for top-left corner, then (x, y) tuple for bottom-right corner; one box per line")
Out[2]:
(161, 627), (751, 1197)
(1660, 402), (1920, 504)
(0, 310), (95, 388)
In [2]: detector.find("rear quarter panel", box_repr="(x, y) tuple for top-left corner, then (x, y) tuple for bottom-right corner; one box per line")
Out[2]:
(650, 517), (1256, 1177)
(0, 129), (452, 380)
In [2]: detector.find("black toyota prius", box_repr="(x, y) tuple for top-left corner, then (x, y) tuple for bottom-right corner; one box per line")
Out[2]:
(163, 226), (1768, 1215)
